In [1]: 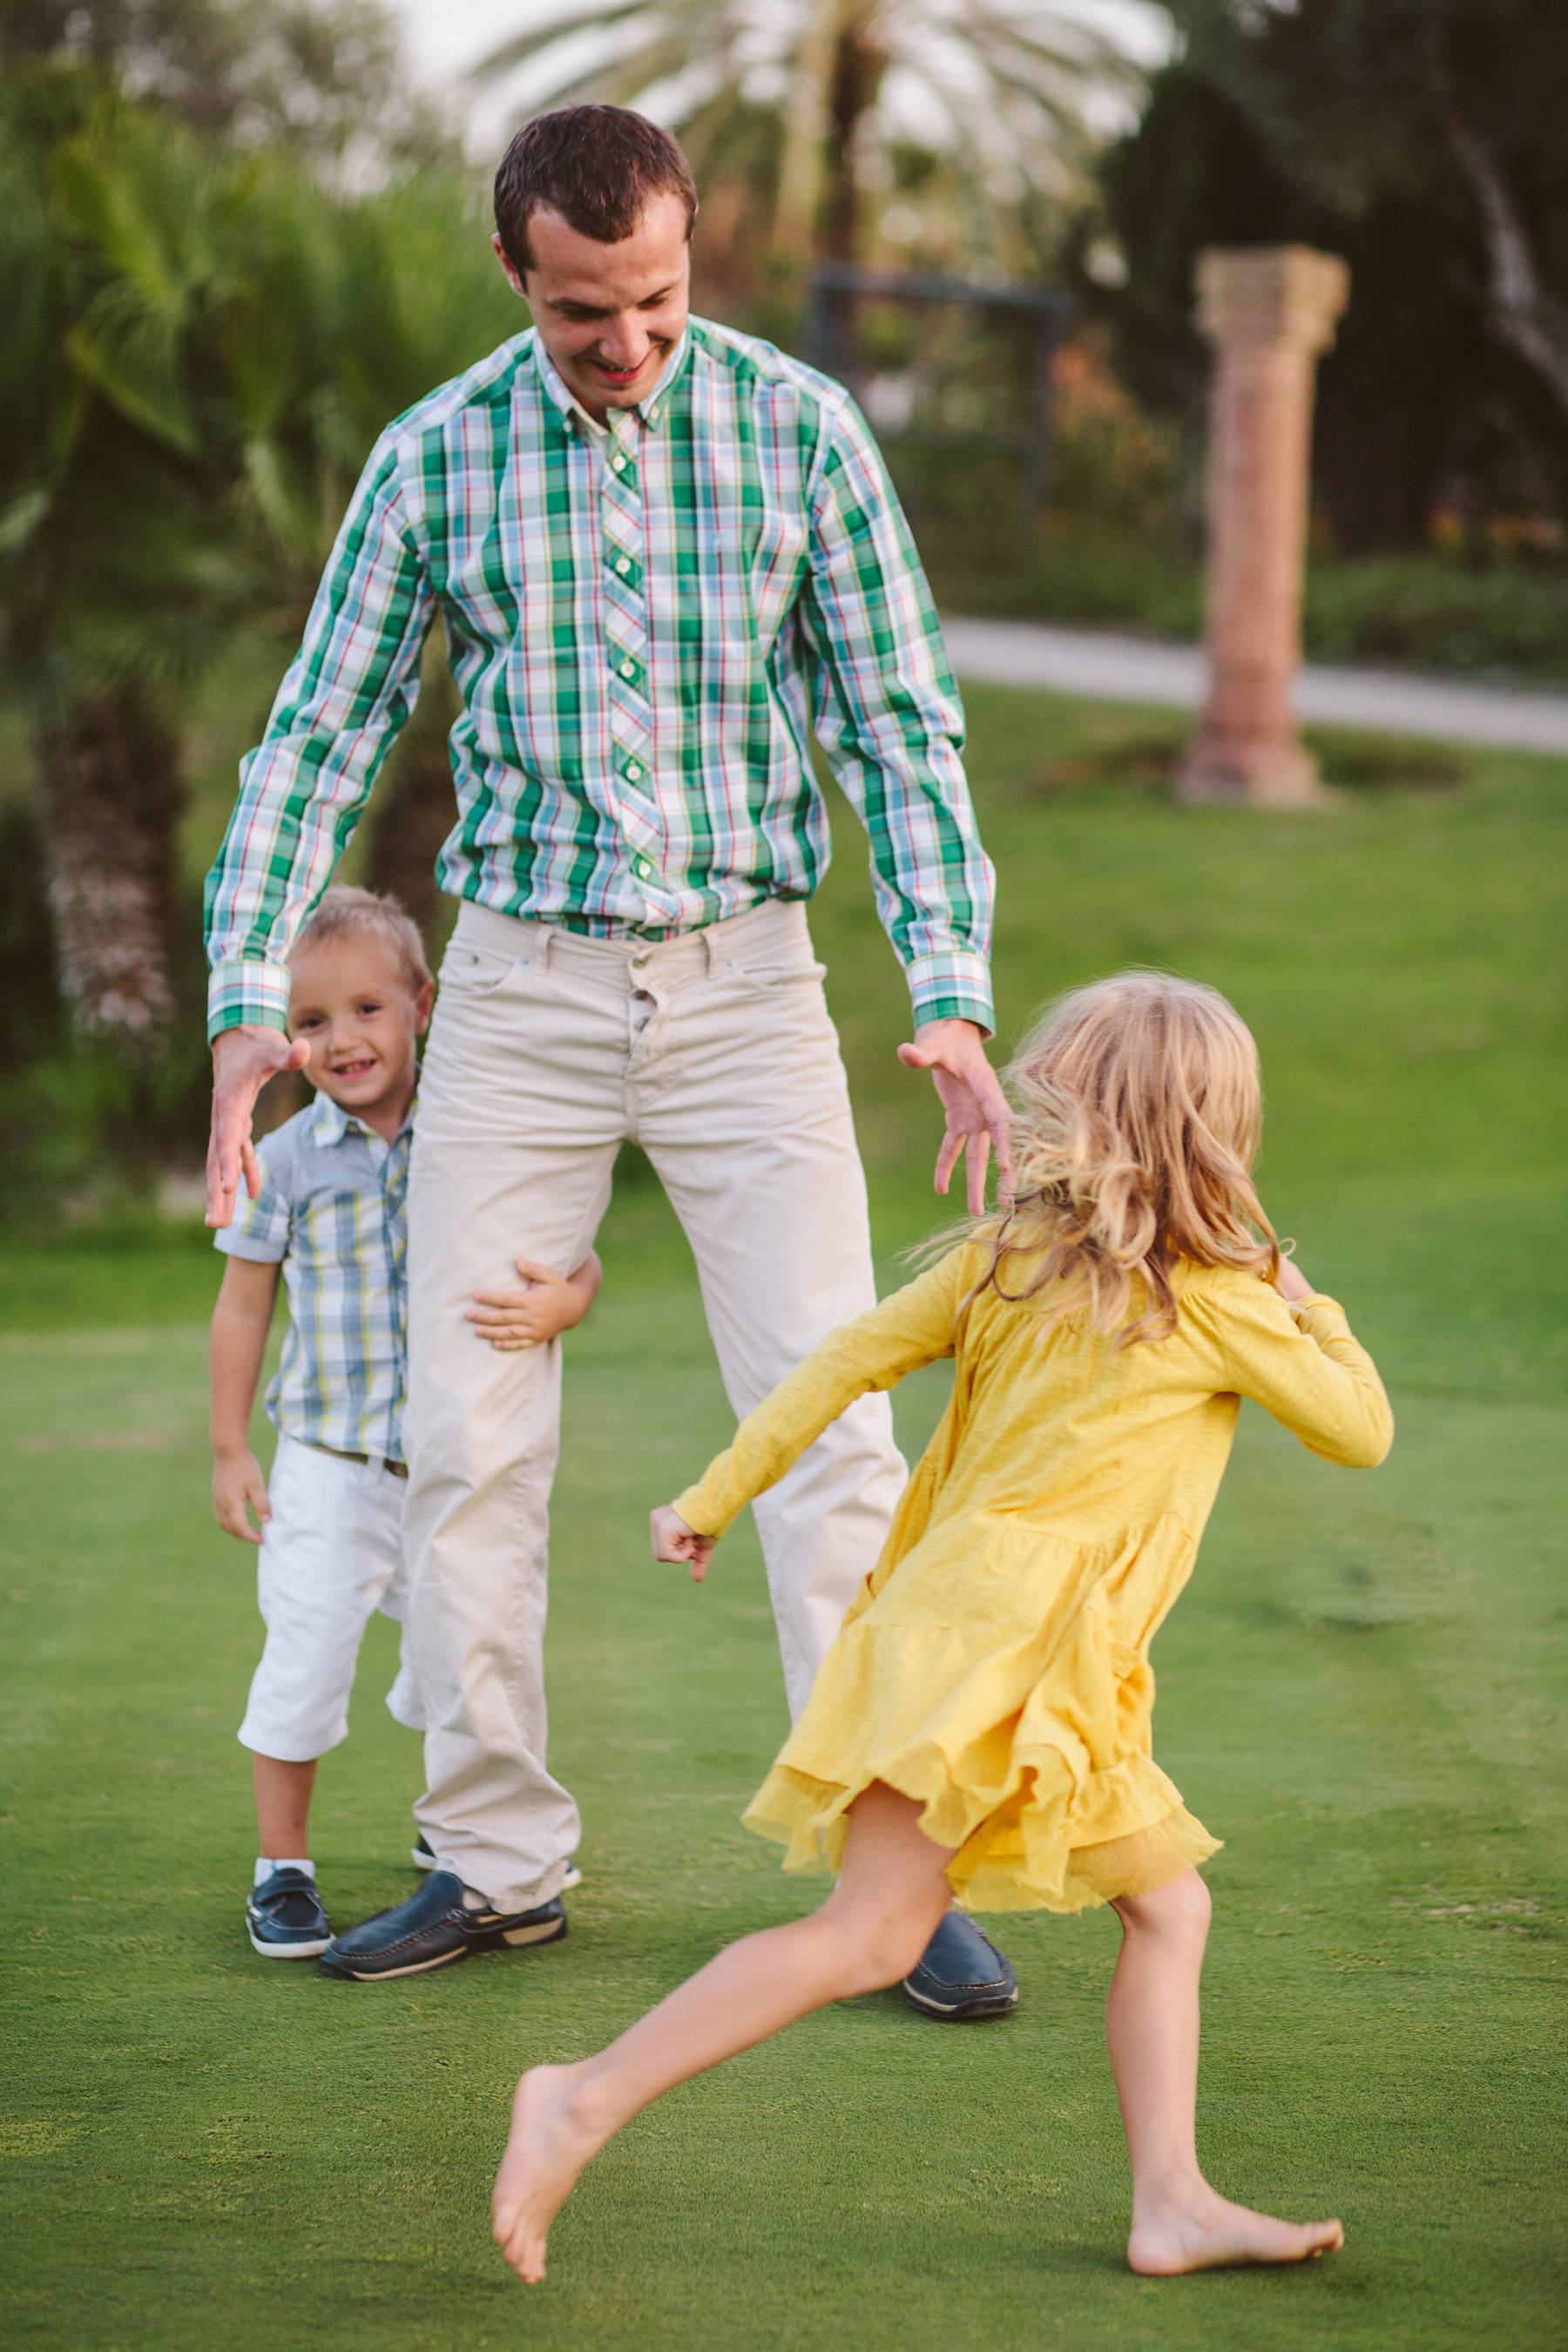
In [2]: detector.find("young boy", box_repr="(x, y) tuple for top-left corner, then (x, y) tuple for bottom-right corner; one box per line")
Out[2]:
(211, 886), (601, 1958)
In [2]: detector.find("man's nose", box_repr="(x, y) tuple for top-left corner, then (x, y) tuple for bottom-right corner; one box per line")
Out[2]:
(596, 314), (651, 371)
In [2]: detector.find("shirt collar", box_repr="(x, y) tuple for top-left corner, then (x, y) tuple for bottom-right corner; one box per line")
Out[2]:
(533, 325), (692, 438)
(309, 1090), (416, 1148)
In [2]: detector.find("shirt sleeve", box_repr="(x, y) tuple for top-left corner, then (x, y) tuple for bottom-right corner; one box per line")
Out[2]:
(673, 1248), (977, 1538)
(797, 397), (996, 1034)
(213, 1132), (294, 1264)
(1193, 1272), (1394, 1469)
(203, 431), (436, 1037)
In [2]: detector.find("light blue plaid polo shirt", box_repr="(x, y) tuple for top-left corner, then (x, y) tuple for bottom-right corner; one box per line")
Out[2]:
(215, 1091), (412, 1463)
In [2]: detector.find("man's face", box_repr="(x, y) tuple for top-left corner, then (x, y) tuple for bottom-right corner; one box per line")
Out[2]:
(493, 192), (691, 421)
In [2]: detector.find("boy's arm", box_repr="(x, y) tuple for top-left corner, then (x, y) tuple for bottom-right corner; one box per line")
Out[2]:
(211, 1256), (281, 1542)
(466, 1249), (603, 1351)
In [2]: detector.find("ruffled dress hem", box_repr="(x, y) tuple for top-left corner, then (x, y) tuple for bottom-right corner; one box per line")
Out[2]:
(742, 1753), (1221, 1916)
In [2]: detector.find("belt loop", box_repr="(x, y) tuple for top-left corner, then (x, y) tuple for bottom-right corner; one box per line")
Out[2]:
(704, 919), (723, 977)
(538, 926), (556, 971)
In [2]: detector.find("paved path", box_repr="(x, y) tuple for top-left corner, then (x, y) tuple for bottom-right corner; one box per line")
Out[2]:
(940, 616), (1568, 755)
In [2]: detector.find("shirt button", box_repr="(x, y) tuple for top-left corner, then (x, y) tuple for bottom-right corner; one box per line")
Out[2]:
(635, 855), (653, 881)
(619, 659), (635, 679)
(612, 453), (627, 472)
(615, 556), (632, 576)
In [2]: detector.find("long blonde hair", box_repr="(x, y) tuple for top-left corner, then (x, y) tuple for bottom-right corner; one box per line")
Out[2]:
(963, 971), (1279, 1346)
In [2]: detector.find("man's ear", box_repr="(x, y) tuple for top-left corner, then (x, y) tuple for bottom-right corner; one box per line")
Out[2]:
(491, 230), (529, 303)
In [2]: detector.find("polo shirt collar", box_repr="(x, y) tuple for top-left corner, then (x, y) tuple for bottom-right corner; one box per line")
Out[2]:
(309, 1091), (416, 1148)
(533, 325), (692, 437)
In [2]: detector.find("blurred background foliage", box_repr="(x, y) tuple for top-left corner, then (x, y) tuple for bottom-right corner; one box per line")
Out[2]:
(0, 0), (1565, 1227)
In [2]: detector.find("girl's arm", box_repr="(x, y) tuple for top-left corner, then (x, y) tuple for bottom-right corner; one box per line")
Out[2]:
(211, 1255), (282, 1541)
(1198, 1266), (1393, 1468)
(666, 1247), (977, 1549)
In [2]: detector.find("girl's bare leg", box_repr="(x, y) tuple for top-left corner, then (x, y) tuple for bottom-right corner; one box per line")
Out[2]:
(492, 1782), (956, 2282)
(1108, 1869), (1343, 2274)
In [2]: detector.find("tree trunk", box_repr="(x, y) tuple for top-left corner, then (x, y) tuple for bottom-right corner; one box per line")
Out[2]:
(1446, 113), (1568, 426)
(35, 678), (184, 1047)
(822, 7), (889, 260)
(774, 0), (844, 264)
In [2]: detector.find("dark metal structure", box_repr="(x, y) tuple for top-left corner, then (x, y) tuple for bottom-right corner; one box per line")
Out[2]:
(804, 260), (1070, 511)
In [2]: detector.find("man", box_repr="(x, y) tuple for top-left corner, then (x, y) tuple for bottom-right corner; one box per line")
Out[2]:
(205, 105), (1017, 2016)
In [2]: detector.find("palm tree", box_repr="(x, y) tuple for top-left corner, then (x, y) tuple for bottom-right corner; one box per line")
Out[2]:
(0, 67), (244, 1048)
(476, 0), (1146, 276)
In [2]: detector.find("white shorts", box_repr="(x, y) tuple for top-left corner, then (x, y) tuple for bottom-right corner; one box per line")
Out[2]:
(238, 1431), (424, 1763)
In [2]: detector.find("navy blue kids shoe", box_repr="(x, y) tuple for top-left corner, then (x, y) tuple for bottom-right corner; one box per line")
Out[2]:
(247, 1866), (332, 1960)
(319, 1869), (567, 1982)
(902, 1911), (1019, 2019)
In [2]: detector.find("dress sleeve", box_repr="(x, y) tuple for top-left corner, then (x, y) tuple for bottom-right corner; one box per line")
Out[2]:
(1193, 1272), (1394, 1468)
(672, 1248), (977, 1538)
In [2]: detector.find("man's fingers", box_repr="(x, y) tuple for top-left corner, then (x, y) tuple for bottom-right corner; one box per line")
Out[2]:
(964, 1129), (991, 1217)
(897, 1039), (939, 1071)
(933, 1129), (965, 1196)
(240, 1139), (262, 1201)
(512, 1258), (562, 1285)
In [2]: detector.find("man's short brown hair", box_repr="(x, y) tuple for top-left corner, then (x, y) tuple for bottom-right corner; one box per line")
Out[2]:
(493, 105), (698, 274)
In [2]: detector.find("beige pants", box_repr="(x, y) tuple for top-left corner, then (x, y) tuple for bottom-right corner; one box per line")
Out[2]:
(403, 896), (908, 1909)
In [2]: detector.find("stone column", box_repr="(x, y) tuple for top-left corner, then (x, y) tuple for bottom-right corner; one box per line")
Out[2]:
(1179, 246), (1349, 807)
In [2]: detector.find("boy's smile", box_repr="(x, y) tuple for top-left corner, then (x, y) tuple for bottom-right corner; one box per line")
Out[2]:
(286, 936), (434, 1142)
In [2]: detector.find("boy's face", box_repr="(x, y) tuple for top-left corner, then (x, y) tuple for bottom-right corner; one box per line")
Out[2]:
(286, 936), (432, 1122)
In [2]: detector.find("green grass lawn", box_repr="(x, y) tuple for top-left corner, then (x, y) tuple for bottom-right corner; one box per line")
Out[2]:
(3, 689), (1565, 2350)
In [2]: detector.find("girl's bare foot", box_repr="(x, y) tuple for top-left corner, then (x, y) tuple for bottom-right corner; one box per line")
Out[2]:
(1128, 2183), (1343, 2275)
(491, 2063), (612, 2282)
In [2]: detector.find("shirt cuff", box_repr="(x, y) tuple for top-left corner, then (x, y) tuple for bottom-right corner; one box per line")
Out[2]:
(903, 950), (995, 1037)
(207, 960), (292, 1041)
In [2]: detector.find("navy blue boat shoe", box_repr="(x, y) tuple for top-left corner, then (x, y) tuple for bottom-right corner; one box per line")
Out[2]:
(319, 1869), (568, 1982)
(247, 1866), (332, 1960)
(902, 1910), (1019, 2020)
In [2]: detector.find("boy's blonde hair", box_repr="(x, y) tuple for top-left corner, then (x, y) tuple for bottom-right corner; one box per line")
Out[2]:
(964, 970), (1279, 1347)
(289, 886), (431, 995)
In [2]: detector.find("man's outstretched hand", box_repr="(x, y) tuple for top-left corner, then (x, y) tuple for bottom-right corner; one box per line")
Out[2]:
(206, 1025), (311, 1228)
(898, 1017), (1013, 1215)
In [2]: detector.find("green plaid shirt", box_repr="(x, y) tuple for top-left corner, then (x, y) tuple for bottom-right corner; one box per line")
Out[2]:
(205, 319), (994, 1037)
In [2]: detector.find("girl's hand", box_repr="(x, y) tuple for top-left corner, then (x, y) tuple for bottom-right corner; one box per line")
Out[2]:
(1274, 1254), (1316, 1302)
(213, 1449), (270, 1544)
(467, 1258), (595, 1350)
(650, 1504), (715, 1583)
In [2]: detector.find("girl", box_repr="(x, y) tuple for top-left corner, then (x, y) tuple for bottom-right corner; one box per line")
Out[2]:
(492, 972), (1392, 2283)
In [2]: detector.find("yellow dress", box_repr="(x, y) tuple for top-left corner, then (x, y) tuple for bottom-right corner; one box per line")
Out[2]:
(674, 1247), (1392, 1914)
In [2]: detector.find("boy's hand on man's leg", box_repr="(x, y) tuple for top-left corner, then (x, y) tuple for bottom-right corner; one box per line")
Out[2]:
(467, 1257), (597, 1350)
(213, 1450), (271, 1543)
